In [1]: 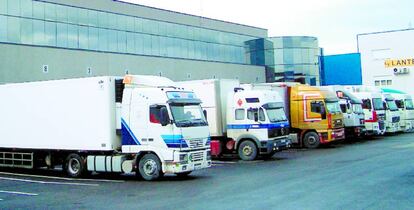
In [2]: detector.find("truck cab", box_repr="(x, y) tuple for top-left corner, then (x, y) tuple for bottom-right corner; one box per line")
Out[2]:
(345, 87), (386, 136)
(226, 88), (291, 160)
(382, 88), (414, 132)
(381, 93), (401, 134)
(320, 86), (366, 139)
(120, 75), (211, 179)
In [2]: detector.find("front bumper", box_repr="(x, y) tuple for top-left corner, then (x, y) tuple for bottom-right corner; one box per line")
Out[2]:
(345, 126), (366, 138)
(163, 150), (211, 174)
(259, 137), (291, 154)
(385, 122), (399, 133)
(320, 128), (345, 143)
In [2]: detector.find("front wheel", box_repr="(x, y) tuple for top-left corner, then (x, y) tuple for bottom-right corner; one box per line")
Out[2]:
(138, 154), (163, 181)
(238, 140), (258, 161)
(303, 132), (320, 149)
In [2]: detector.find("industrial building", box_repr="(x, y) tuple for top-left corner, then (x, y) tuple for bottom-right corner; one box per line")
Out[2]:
(0, 0), (269, 84)
(358, 29), (414, 96)
(320, 53), (362, 86)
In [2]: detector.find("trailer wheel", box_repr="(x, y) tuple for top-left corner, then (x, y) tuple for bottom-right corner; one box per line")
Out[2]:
(303, 132), (320, 149)
(138, 154), (163, 181)
(64, 154), (86, 178)
(238, 140), (258, 161)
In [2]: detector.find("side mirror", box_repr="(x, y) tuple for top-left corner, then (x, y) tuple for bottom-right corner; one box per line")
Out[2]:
(160, 107), (170, 126)
(320, 104), (327, 119)
(254, 112), (259, 122)
(203, 110), (207, 121)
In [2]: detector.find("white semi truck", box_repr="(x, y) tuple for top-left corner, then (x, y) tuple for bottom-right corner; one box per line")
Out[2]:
(344, 86), (386, 136)
(178, 79), (291, 161)
(382, 88), (414, 132)
(0, 75), (211, 180)
(320, 86), (366, 139)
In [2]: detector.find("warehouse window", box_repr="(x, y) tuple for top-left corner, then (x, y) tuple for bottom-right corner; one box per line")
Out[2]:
(387, 80), (392, 86)
(375, 80), (380, 86)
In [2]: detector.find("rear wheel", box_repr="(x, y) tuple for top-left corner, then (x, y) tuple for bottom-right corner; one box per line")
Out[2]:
(64, 153), (86, 178)
(238, 140), (258, 161)
(138, 154), (163, 181)
(303, 132), (320, 149)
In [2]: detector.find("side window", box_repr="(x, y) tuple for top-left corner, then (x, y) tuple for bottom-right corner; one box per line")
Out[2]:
(247, 108), (257, 120)
(340, 104), (347, 113)
(235, 109), (245, 120)
(395, 100), (404, 108)
(362, 99), (371, 109)
(259, 108), (266, 121)
(149, 105), (165, 124)
(310, 101), (322, 113)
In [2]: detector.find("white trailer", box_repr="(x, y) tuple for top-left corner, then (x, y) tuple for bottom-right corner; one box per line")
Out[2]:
(0, 75), (211, 180)
(178, 79), (291, 161)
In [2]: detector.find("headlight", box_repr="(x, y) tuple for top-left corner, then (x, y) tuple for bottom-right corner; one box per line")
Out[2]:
(179, 154), (188, 163)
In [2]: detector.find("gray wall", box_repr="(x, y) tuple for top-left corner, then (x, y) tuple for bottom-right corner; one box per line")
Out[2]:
(40, 0), (268, 38)
(0, 44), (266, 84)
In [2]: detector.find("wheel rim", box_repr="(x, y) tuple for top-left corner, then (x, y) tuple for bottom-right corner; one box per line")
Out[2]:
(307, 136), (317, 145)
(242, 145), (253, 156)
(68, 158), (80, 175)
(143, 159), (157, 176)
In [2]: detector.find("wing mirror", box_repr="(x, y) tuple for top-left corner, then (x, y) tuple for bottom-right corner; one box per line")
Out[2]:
(160, 107), (170, 126)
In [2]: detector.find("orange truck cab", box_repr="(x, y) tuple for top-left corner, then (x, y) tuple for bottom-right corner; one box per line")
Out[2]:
(248, 83), (345, 148)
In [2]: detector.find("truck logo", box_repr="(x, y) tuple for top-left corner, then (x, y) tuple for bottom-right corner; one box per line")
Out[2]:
(237, 99), (243, 107)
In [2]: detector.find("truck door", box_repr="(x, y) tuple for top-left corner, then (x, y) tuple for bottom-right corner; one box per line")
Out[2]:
(147, 104), (176, 149)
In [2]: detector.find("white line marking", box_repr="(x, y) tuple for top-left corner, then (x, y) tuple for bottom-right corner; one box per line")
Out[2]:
(0, 172), (124, 183)
(0, 190), (38, 196)
(0, 177), (99, 187)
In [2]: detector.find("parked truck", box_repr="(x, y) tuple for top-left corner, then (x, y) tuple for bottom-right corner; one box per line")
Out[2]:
(178, 79), (291, 161)
(246, 83), (345, 148)
(381, 93), (402, 134)
(382, 88), (414, 132)
(344, 86), (386, 136)
(0, 75), (211, 180)
(320, 86), (366, 139)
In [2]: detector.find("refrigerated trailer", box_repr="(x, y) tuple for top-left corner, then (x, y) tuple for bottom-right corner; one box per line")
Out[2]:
(0, 75), (211, 180)
(178, 79), (291, 161)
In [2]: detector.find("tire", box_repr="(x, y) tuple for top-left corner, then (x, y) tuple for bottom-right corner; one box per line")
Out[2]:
(303, 132), (321, 149)
(138, 154), (163, 181)
(176, 171), (192, 177)
(238, 140), (258, 161)
(64, 153), (86, 178)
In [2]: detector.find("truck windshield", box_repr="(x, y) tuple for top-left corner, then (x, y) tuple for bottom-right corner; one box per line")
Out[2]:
(386, 101), (399, 111)
(372, 98), (385, 110)
(326, 102), (341, 114)
(170, 104), (208, 127)
(405, 99), (414, 110)
(265, 107), (287, 122)
(352, 104), (364, 114)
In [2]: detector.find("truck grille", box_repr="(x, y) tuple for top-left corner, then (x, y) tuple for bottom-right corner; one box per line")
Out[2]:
(268, 128), (289, 138)
(187, 139), (204, 149)
(191, 151), (204, 162)
(379, 122), (385, 130)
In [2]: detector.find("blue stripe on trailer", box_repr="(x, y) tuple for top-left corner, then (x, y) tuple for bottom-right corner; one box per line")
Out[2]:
(227, 122), (290, 130)
(121, 118), (141, 145)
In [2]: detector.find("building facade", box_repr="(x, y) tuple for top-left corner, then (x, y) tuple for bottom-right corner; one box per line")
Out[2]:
(320, 53), (362, 86)
(0, 0), (268, 84)
(358, 29), (414, 96)
(246, 36), (321, 85)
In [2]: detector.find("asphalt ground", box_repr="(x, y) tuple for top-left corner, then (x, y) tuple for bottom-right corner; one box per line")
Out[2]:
(1, 133), (414, 210)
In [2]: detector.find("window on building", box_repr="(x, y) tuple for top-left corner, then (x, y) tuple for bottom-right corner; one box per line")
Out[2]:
(381, 80), (386, 86)
(375, 80), (380, 86)
(387, 80), (392, 86)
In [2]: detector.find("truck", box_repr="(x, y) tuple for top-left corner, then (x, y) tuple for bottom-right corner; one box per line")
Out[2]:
(319, 86), (366, 139)
(381, 93), (402, 134)
(246, 83), (345, 149)
(344, 86), (386, 136)
(178, 79), (291, 161)
(382, 88), (414, 132)
(0, 75), (211, 180)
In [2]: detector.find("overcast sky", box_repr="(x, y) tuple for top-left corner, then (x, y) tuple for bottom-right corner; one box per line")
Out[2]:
(123, 0), (414, 55)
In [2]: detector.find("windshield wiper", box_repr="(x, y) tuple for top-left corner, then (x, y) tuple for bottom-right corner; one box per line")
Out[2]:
(176, 120), (193, 127)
